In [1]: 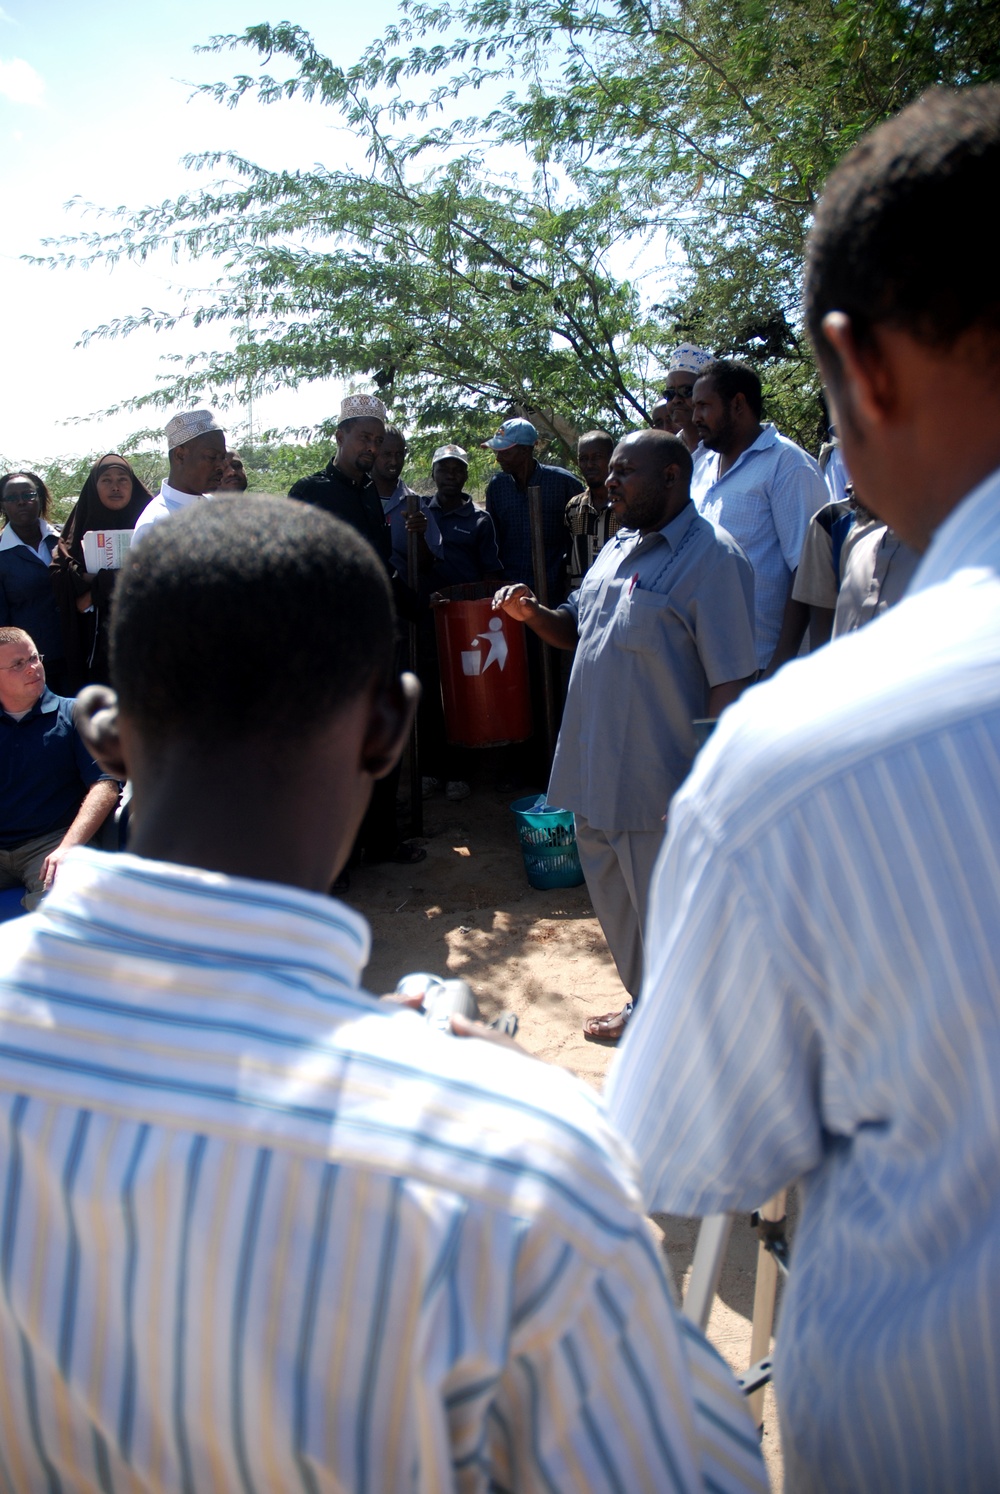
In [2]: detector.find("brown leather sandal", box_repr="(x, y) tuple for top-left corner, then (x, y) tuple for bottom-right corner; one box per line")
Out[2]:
(582, 1003), (633, 1045)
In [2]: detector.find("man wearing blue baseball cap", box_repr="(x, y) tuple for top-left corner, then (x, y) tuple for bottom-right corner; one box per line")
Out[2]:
(482, 418), (584, 603)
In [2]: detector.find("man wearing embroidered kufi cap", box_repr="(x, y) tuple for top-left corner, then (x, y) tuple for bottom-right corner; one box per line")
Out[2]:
(133, 409), (227, 536)
(288, 393), (426, 868)
(659, 344), (714, 490)
(288, 392), (391, 570)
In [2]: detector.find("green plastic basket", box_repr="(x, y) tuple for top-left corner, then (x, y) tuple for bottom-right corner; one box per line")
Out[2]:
(510, 795), (585, 890)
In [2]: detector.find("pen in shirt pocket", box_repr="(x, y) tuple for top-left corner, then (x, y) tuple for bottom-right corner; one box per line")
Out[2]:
(628, 572), (640, 596)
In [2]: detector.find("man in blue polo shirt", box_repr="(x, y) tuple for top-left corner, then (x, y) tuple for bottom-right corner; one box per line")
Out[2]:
(0, 627), (120, 910)
(397, 443), (502, 601)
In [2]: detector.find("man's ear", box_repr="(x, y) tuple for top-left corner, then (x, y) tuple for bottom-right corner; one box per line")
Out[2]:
(820, 313), (898, 434)
(361, 672), (420, 780)
(74, 685), (129, 780)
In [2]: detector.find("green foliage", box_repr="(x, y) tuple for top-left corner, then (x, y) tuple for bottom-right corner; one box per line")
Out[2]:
(32, 0), (1000, 452)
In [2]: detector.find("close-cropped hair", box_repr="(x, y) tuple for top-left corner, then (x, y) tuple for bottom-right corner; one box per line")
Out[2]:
(0, 471), (52, 522)
(0, 627), (31, 649)
(578, 430), (615, 452)
(111, 496), (395, 745)
(647, 431), (694, 484)
(697, 360), (763, 420)
(382, 425), (406, 445)
(806, 86), (1000, 366)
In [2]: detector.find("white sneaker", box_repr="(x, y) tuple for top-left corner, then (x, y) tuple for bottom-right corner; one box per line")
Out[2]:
(422, 776), (444, 798)
(446, 780), (471, 802)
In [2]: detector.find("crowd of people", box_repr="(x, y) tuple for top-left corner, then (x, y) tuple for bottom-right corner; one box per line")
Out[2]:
(1, 83), (1000, 1491)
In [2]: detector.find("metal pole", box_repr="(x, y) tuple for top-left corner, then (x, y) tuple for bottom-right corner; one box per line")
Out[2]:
(527, 483), (558, 766)
(747, 1189), (787, 1426)
(683, 1213), (736, 1331)
(406, 489), (423, 837)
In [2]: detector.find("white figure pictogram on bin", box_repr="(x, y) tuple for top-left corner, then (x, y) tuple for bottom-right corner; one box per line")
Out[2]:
(461, 616), (509, 676)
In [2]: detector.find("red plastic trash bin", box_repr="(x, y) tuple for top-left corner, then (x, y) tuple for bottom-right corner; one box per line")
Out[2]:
(433, 583), (532, 747)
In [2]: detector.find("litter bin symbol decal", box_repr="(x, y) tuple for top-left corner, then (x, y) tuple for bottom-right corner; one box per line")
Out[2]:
(436, 585), (531, 746)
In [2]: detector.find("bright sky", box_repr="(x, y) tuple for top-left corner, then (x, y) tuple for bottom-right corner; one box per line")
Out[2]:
(0, 0), (403, 464)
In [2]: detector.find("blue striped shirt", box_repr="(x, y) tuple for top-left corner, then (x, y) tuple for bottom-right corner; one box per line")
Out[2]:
(607, 463), (1000, 1491)
(0, 850), (765, 1492)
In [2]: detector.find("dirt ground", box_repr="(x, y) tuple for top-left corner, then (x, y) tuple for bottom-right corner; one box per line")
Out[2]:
(345, 754), (786, 1488)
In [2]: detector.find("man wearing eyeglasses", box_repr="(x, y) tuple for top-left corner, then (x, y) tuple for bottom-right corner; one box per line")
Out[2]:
(0, 627), (119, 910)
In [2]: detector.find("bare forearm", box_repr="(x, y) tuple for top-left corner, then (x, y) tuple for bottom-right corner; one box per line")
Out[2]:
(492, 586), (579, 649)
(521, 599), (578, 650)
(59, 780), (120, 850)
(707, 676), (755, 718)
(762, 575), (807, 677)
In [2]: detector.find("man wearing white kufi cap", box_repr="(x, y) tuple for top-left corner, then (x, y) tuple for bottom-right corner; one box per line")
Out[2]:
(288, 392), (391, 571)
(133, 409), (227, 537)
(289, 393), (426, 868)
(659, 344), (714, 494)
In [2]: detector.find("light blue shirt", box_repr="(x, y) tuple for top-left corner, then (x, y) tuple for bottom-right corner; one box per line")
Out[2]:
(693, 423), (827, 668)
(608, 463), (1000, 1492)
(548, 504), (756, 831)
(0, 849), (766, 1493)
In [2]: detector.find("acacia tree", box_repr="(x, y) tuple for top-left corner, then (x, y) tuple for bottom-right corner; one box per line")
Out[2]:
(36, 0), (999, 455)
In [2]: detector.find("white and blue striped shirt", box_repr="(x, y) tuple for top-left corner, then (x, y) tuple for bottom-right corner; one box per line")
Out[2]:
(692, 424), (826, 669)
(608, 463), (1000, 1491)
(0, 850), (766, 1492)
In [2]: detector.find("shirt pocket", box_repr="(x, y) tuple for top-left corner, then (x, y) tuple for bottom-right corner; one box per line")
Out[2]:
(614, 587), (674, 653)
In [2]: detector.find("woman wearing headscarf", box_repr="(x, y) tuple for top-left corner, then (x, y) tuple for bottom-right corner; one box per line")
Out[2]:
(0, 470), (69, 694)
(50, 453), (152, 690)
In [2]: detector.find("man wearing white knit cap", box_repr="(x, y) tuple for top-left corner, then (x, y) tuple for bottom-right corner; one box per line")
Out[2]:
(660, 343), (714, 492)
(133, 409), (226, 537)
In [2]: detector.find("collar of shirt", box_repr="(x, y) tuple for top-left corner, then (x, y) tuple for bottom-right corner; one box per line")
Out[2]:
(609, 500), (698, 560)
(708, 422), (778, 486)
(324, 459), (372, 494)
(0, 517), (59, 560)
(41, 847), (373, 996)
(380, 479), (411, 515)
(910, 463), (1000, 595)
(159, 479), (207, 511)
(0, 686), (58, 726)
(427, 494), (475, 517)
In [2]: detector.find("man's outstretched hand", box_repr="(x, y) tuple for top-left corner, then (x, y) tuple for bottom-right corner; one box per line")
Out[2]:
(492, 584), (538, 620)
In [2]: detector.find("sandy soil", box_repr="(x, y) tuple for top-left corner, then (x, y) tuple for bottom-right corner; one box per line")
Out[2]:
(345, 756), (786, 1487)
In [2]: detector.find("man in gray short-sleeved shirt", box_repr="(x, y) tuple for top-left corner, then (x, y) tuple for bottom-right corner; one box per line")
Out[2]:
(494, 430), (757, 1042)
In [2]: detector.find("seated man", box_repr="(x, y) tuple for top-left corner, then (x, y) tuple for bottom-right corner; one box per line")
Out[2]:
(0, 626), (119, 910)
(0, 497), (765, 1492)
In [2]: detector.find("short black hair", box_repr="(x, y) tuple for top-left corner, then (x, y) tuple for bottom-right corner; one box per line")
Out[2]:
(578, 430), (615, 453)
(111, 496), (395, 745)
(696, 359), (763, 420)
(382, 425), (406, 445)
(806, 86), (1000, 365)
(0, 470), (53, 522)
